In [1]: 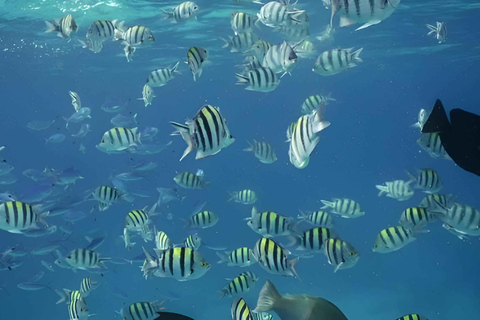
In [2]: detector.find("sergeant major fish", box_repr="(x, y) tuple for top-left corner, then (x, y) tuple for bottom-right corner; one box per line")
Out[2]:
(313, 48), (363, 76)
(324, 238), (360, 272)
(0, 201), (49, 234)
(139, 84), (155, 107)
(97, 127), (141, 154)
(220, 271), (258, 298)
(217, 247), (257, 267)
(174, 170), (209, 189)
(248, 207), (293, 237)
(235, 66), (280, 92)
(146, 62), (180, 87)
(321, 198), (365, 218)
(45, 14), (78, 39)
(373, 226), (416, 253)
(187, 46), (209, 81)
(114, 23), (155, 46)
(375, 180), (414, 201)
(243, 140), (277, 164)
(228, 189), (258, 205)
(162, 1), (199, 23)
(253, 237), (299, 278)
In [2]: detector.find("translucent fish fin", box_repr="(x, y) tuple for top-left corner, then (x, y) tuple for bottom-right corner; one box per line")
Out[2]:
(355, 20), (381, 31)
(253, 280), (282, 312)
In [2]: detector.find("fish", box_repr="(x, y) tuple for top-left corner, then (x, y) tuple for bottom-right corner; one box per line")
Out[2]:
(262, 41), (299, 76)
(427, 22), (447, 43)
(174, 170), (209, 189)
(291, 227), (338, 252)
(399, 207), (436, 230)
(235, 66), (280, 92)
(147, 62), (180, 87)
(170, 104), (235, 161)
(162, 1), (199, 23)
(257, 1), (304, 28)
(125, 208), (153, 241)
(56, 167), (83, 185)
(244, 140), (277, 164)
(0, 201), (48, 234)
(78, 38), (104, 54)
(45, 14), (78, 39)
(289, 106), (331, 169)
(71, 123), (91, 138)
(184, 234), (202, 250)
(139, 84), (155, 107)
(217, 247), (258, 267)
(41, 260), (55, 272)
(316, 24), (335, 43)
(421, 99), (480, 176)
(372, 226), (416, 253)
(69, 294), (89, 320)
(416, 132), (451, 160)
(228, 189), (258, 205)
(188, 210), (218, 229)
(246, 39), (272, 61)
(430, 201), (480, 236)
(411, 108), (429, 131)
(375, 180), (415, 201)
(285, 122), (296, 142)
(140, 127), (160, 141)
(407, 168), (443, 194)
(297, 210), (334, 228)
(252, 312), (273, 320)
(17, 282), (53, 291)
(313, 48), (363, 76)
(86, 20), (118, 42)
(231, 298), (255, 320)
(301, 94), (335, 115)
(141, 247), (211, 281)
(396, 315), (429, 320)
(321, 198), (365, 218)
(253, 280), (348, 320)
(114, 23), (155, 46)
(222, 32), (260, 53)
(187, 46), (209, 81)
(96, 127), (141, 154)
(442, 223), (469, 241)
(0, 162), (14, 176)
(119, 301), (164, 320)
(92, 186), (120, 211)
(26, 120), (55, 131)
(156, 187), (184, 204)
(419, 193), (448, 209)
(69, 91), (81, 112)
(23, 225), (57, 238)
(248, 207), (293, 237)
(220, 271), (259, 298)
(64, 107), (91, 127)
(324, 238), (360, 272)
(253, 237), (299, 278)
(80, 277), (99, 298)
(231, 12), (258, 35)
(101, 100), (127, 113)
(275, 19), (310, 42)
(45, 133), (66, 144)
(110, 113), (138, 127)
(155, 229), (174, 252)
(65, 248), (109, 270)
(330, 0), (401, 31)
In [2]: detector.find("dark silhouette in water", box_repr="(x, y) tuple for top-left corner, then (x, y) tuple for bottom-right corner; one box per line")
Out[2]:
(154, 312), (194, 320)
(422, 99), (480, 177)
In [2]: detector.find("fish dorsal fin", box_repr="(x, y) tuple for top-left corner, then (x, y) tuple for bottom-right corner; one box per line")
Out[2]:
(422, 99), (451, 133)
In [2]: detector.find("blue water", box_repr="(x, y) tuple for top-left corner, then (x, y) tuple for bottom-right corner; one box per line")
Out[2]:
(1, 0), (480, 319)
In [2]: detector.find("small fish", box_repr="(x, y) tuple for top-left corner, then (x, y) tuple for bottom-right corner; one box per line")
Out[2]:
(257, 1), (304, 28)
(294, 40), (316, 58)
(399, 207), (435, 230)
(65, 248), (109, 270)
(120, 301), (164, 320)
(157, 187), (184, 204)
(248, 207), (293, 237)
(301, 94), (335, 115)
(285, 121), (296, 142)
(147, 62), (180, 87)
(235, 66), (280, 92)
(174, 170), (209, 189)
(313, 48), (363, 76)
(316, 24), (335, 43)
(228, 189), (258, 205)
(45, 133), (66, 144)
(123, 228), (136, 250)
(23, 225), (58, 239)
(0, 162), (14, 176)
(124, 43), (136, 62)
(419, 193), (448, 209)
(80, 277), (99, 298)
(162, 1), (199, 23)
(71, 123), (91, 139)
(430, 201), (480, 237)
(184, 234), (202, 250)
(442, 223), (469, 241)
(221, 32), (260, 53)
(427, 22), (447, 43)
(111, 113), (138, 127)
(26, 120), (55, 131)
(324, 238), (360, 272)
(243, 140), (277, 164)
(297, 210), (334, 228)
(217, 247), (257, 267)
(220, 271), (259, 298)
(188, 210), (218, 229)
(376, 180), (414, 201)
(407, 168), (443, 194)
(187, 46), (209, 81)
(246, 39), (272, 61)
(139, 84), (155, 107)
(92, 186), (120, 212)
(372, 226), (416, 253)
(125, 208), (153, 241)
(45, 14), (78, 39)
(262, 41), (299, 76)
(321, 198), (364, 218)
(0, 201), (49, 233)
(396, 315), (428, 320)
(411, 108), (429, 131)
(417, 132), (451, 160)
(291, 227), (338, 252)
(64, 107), (91, 128)
(97, 127), (141, 154)
(41, 260), (55, 272)
(86, 19), (118, 42)
(140, 127), (160, 141)
(231, 298), (255, 320)
(56, 167), (83, 185)
(114, 23), (155, 46)
(231, 12), (258, 35)
(132, 160), (158, 172)
(101, 101), (126, 113)
(253, 237), (299, 278)
(69, 91), (81, 112)
(17, 282), (53, 291)
(78, 38), (104, 54)
(155, 228), (173, 251)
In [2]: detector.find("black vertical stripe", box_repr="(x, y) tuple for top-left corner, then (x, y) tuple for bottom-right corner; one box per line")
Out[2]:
(12, 202), (18, 228)
(180, 247), (186, 277)
(354, 0), (361, 16)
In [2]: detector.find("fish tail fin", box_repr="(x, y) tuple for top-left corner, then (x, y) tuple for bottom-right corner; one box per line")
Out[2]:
(351, 48), (363, 63)
(375, 185), (387, 196)
(227, 192), (235, 202)
(216, 251), (230, 264)
(243, 140), (254, 152)
(220, 37), (230, 49)
(55, 288), (70, 304)
(235, 73), (249, 85)
(45, 20), (59, 33)
(421, 99), (451, 133)
(161, 9), (173, 20)
(38, 211), (50, 227)
(289, 257), (301, 280)
(113, 22), (125, 41)
(171, 61), (181, 74)
(320, 199), (333, 209)
(297, 209), (308, 221)
(253, 280), (282, 312)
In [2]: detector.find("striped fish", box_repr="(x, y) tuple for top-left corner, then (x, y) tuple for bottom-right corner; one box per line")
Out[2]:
(146, 62), (180, 87)
(184, 234), (202, 250)
(321, 198), (364, 218)
(45, 14), (78, 39)
(97, 127), (141, 153)
(396, 314), (428, 320)
(247, 39), (272, 61)
(252, 312), (273, 320)
(235, 66), (280, 92)
(243, 140), (277, 164)
(330, 0), (401, 31)
(189, 210), (218, 229)
(78, 38), (103, 53)
(301, 94), (335, 115)
(86, 20), (117, 41)
(220, 271), (258, 298)
(240, 56), (264, 72)
(294, 40), (316, 58)
(427, 22), (447, 43)
(313, 48), (363, 76)
(399, 207), (435, 229)
(285, 121), (296, 142)
(120, 301), (163, 320)
(433, 202), (480, 236)
(293, 227), (338, 252)
(92, 186), (120, 211)
(80, 277), (99, 298)
(419, 193), (448, 209)
(248, 207), (293, 237)
(114, 23), (155, 46)
(125, 209), (153, 241)
(68, 293), (89, 320)
(222, 32), (260, 53)
(217, 247), (258, 267)
(69, 91), (81, 112)
(228, 189), (258, 205)
(324, 238), (359, 272)
(155, 228), (174, 251)
(276, 19), (310, 42)
(372, 226), (416, 253)
(231, 12), (258, 35)
(174, 170), (209, 189)
(257, 1), (304, 28)
(141, 247), (210, 280)
(170, 104), (235, 161)
(409, 168), (443, 194)
(187, 46), (209, 81)
(376, 180), (415, 201)
(0, 201), (48, 233)
(289, 106), (331, 169)
(253, 237), (299, 278)
(297, 210), (334, 228)
(416, 132), (451, 160)
(262, 41), (299, 75)
(65, 249), (109, 270)
(231, 298), (254, 320)
(55, 288), (82, 305)
(139, 84), (155, 107)
(162, 1), (199, 23)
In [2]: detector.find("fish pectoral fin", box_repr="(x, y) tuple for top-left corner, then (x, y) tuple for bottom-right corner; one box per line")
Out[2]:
(356, 20), (382, 31)
(333, 262), (343, 273)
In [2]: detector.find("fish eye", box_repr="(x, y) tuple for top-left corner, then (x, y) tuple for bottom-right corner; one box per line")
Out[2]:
(349, 252), (355, 256)
(201, 262), (208, 267)
(194, 6), (198, 9)
(67, 255), (71, 259)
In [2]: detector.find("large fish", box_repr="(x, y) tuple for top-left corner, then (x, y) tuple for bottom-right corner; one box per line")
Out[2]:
(253, 280), (348, 320)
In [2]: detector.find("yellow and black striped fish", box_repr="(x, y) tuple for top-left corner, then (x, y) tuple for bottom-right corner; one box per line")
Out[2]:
(220, 271), (258, 298)
(235, 66), (280, 93)
(228, 189), (258, 205)
(253, 237), (298, 278)
(230, 12), (257, 35)
(65, 248), (109, 270)
(80, 277), (98, 298)
(321, 198), (364, 218)
(419, 193), (448, 209)
(399, 207), (435, 229)
(45, 14), (78, 39)
(410, 168), (443, 194)
(155, 228), (173, 251)
(297, 210), (334, 228)
(231, 298), (254, 320)
(186, 46), (209, 81)
(243, 140), (277, 164)
(184, 234), (202, 250)
(68, 293), (89, 320)
(97, 127), (141, 154)
(217, 247), (257, 267)
(93, 186), (120, 211)
(146, 62), (180, 87)
(174, 171), (209, 189)
(170, 104), (235, 161)
(294, 227), (338, 252)
(0, 201), (48, 233)
(189, 210), (218, 229)
(248, 207), (292, 237)
(120, 301), (163, 320)
(162, 1), (199, 22)
(373, 226), (416, 254)
(125, 209), (149, 230)
(324, 238), (359, 272)
(396, 314), (428, 320)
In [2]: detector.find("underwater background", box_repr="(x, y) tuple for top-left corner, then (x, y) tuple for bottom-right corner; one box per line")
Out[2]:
(0, 0), (480, 319)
